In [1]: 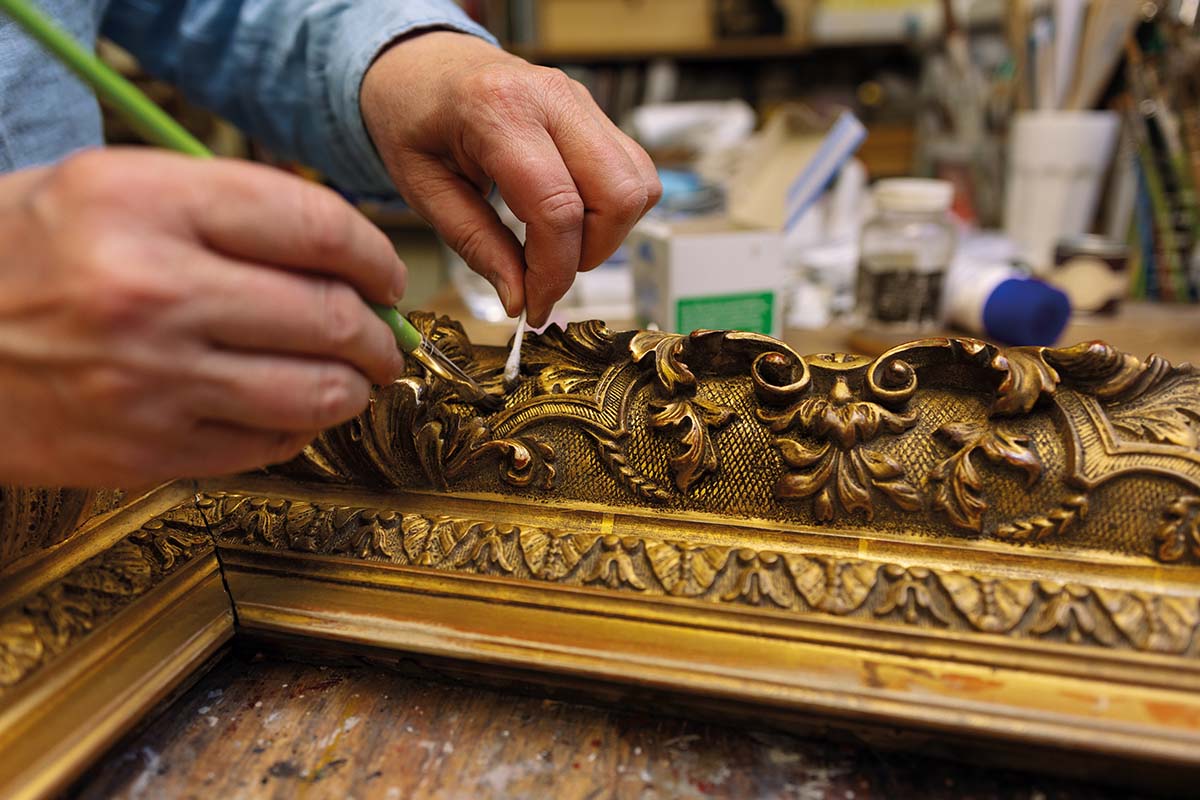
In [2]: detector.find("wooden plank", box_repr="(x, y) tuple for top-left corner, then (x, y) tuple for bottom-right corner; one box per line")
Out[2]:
(73, 652), (1148, 799)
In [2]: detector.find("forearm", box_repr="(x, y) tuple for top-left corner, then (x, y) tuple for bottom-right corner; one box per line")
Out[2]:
(99, 0), (497, 195)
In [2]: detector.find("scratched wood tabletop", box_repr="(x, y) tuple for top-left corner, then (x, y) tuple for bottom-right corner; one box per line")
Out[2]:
(70, 650), (1158, 800)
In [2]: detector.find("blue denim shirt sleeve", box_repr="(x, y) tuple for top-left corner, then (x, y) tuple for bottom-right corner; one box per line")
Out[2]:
(100, 1), (497, 195)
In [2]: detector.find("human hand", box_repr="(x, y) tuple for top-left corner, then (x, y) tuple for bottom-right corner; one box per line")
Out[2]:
(361, 31), (662, 327)
(0, 149), (407, 487)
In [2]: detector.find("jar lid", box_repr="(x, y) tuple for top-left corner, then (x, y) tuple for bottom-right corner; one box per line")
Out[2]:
(874, 179), (954, 213)
(981, 277), (1071, 346)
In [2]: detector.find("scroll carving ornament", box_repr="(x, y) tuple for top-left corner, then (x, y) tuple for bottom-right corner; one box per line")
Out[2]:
(289, 314), (1200, 559)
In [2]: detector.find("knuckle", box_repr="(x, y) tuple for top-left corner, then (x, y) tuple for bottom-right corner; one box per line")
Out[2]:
(447, 219), (491, 268)
(81, 253), (184, 331)
(609, 175), (649, 221)
(297, 187), (354, 260)
(31, 151), (117, 224)
(311, 365), (368, 428)
(52, 150), (120, 197)
(85, 268), (154, 330)
(80, 364), (142, 409)
(316, 281), (366, 351)
(646, 173), (664, 207)
(536, 189), (585, 233)
(266, 432), (313, 465)
(536, 67), (573, 95)
(464, 68), (526, 109)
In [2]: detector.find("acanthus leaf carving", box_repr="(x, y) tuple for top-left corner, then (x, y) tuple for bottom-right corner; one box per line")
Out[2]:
(1043, 340), (1180, 400)
(860, 448), (923, 513)
(648, 395), (736, 492)
(466, 523), (520, 575)
(0, 510), (213, 692)
(0, 617), (43, 688)
(200, 493), (1200, 655)
(766, 374), (921, 521)
(519, 320), (616, 396)
(403, 515), (472, 567)
(1156, 495), (1200, 563)
(1109, 388), (1200, 449)
(341, 510), (403, 562)
(1029, 582), (1115, 646)
(412, 400), (556, 492)
(271, 315), (1200, 563)
(929, 421), (1043, 532)
(876, 566), (954, 625)
(990, 347), (1061, 416)
(629, 330), (697, 394)
(22, 585), (95, 648)
(62, 540), (154, 597)
(133, 519), (211, 571)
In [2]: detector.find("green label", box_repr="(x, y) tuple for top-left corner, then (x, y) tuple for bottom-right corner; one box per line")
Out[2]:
(676, 291), (774, 334)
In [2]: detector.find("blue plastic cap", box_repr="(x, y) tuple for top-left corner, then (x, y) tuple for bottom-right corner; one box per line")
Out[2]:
(981, 277), (1072, 347)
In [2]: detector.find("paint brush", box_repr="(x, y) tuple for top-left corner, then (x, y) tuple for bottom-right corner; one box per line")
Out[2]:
(0, 0), (502, 411)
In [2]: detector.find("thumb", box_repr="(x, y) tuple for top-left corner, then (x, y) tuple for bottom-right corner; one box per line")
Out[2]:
(394, 154), (526, 317)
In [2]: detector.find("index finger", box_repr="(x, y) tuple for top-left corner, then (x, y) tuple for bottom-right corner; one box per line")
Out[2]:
(476, 127), (583, 327)
(171, 156), (407, 306)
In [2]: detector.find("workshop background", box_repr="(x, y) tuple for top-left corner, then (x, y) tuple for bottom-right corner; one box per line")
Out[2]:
(98, 0), (1200, 365)
(82, 2), (1199, 798)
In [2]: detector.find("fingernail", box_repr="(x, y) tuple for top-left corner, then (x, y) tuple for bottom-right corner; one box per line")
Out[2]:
(495, 280), (513, 316)
(392, 266), (408, 303)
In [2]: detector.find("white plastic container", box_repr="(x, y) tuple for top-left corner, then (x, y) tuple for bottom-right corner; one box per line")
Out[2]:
(943, 262), (1071, 346)
(1004, 111), (1120, 272)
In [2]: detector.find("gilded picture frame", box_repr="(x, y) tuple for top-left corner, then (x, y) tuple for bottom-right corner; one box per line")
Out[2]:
(2, 314), (1199, 798)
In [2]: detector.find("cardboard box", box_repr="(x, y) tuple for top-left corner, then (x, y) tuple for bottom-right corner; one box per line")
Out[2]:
(538, 0), (713, 53)
(629, 216), (785, 338)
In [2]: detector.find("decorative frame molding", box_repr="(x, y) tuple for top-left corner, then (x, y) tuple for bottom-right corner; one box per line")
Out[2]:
(3, 316), (1200, 796)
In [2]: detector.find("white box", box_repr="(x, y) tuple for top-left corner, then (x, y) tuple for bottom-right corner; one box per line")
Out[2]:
(629, 216), (786, 338)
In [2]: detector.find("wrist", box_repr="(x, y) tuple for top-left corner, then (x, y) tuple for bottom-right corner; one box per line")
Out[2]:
(361, 31), (513, 156)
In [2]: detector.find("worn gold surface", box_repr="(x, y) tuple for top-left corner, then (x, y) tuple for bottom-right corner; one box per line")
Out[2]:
(0, 487), (124, 565)
(3, 314), (1200, 795)
(0, 487), (234, 800)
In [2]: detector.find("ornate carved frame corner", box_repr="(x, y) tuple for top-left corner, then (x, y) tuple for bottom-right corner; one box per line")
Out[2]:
(3, 313), (1200, 797)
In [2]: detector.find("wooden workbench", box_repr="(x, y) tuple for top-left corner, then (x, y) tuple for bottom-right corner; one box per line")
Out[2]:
(73, 650), (1157, 799)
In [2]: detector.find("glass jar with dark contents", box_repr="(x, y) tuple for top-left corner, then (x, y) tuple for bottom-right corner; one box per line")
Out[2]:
(856, 179), (956, 331)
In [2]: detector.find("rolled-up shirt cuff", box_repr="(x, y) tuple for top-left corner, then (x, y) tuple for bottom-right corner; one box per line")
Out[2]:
(324, 4), (498, 196)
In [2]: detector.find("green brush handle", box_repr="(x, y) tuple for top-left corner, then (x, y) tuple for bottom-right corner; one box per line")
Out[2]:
(0, 0), (420, 353)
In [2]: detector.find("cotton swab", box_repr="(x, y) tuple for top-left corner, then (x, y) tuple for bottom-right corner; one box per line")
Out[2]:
(503, 313), (527, 389)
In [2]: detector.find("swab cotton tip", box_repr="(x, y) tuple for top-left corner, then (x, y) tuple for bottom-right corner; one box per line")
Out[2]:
(503, 313), (526, 388)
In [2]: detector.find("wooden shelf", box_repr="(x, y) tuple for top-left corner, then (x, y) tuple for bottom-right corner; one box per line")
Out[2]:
(510, 35), (907, 63)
